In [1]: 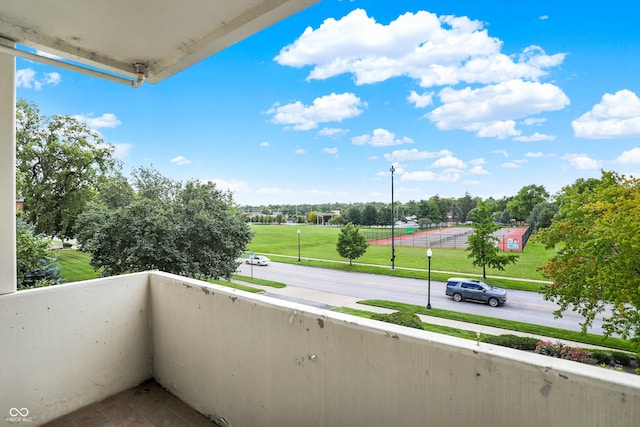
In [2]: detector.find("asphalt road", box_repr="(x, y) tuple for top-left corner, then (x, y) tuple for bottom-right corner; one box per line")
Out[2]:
(237, 260), (609, 336)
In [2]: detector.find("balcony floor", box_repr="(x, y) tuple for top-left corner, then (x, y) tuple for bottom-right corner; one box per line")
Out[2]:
(43, 379), (221, 427)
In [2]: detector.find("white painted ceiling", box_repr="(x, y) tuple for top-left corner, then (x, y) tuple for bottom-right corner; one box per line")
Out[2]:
(0, 0), (317, 83)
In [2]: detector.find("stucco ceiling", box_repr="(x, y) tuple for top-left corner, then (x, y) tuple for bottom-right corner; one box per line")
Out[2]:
(0, 0), (317, 84)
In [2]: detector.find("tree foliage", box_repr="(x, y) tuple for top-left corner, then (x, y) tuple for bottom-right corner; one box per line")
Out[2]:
(466, 203), (518, 278)
(16, 220), (61, 289)
(75, 167), (252, 280)
(16, 99), (119, 238)
(537, 171), (640, 339)
(506, 184), (550, 222)
(336, 223), (368, 265)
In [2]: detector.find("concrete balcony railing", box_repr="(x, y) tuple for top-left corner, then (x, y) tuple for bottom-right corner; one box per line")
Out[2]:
(1, 271), (639, 426)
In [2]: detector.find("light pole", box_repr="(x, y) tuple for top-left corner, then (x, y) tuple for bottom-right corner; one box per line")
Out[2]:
(297, 229), (301, 262)
(390, 165), (395, 270)
(427, 248), (433, 310)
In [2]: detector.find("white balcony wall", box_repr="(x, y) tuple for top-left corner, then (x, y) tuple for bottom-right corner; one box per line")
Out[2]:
(0, 273), (152, 423)
(1, 271), (639, 426)
(150, 272), (640, 427)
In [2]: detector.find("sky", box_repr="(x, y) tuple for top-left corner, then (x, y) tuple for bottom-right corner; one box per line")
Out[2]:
(15, 0), (640, 207)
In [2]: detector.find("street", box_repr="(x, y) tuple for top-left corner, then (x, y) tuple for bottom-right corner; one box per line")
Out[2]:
(237, 261), (609, 335)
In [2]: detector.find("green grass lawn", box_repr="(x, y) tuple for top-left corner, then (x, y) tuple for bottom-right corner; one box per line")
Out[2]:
(55, 250), (100, 282)
(247, 224), (554, 287)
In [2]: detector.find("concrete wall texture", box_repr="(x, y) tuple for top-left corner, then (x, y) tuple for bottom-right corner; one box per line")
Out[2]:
(1, 271), (639, 426)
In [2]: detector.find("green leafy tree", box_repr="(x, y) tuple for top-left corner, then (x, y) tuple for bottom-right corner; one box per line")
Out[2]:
(16, 220), (62, 289)
(328, 215), (346, 225)
(16, 98), (119, 238)
(336, 223), (368, 265)
(76, 167), (252, 280)
(528, 201), (559, 232)
(362, 204), (378, 227)
(507, 184), (549, 222)
(466, 203), (518, 278)
(537, 171), (640, 339)
(345, 206), (362, 225)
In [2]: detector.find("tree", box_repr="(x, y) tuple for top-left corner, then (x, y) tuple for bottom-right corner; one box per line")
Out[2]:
(75, 167), (252, 280)
(362, 205), (378, 227)
(328, 215), (346, 226)
(336, 223), (368, 265)
(466, 203), (518, 278)
(16, 220), (62, 289)
(537, 171), (640, 339)
(507, 184), (549, 222)
(527, 201), (558, 232)
(16, 99), (119, 238)
(345, 206), (362, 225)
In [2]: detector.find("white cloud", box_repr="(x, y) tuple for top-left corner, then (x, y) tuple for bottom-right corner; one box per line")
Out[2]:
(493, 149), (509, 157)
(469, 165), (489, 175)
(383, 148), (451, 162)
(401, 169), (461, 183)
(171, 156), (192, 166)
(74, 113), (122, 129)
(431, 155), (466, 168)
(318, 127), (349, 137)
(469, 158), (486, 165)
(260, 141), (270, 147)
(323, 147), (338, 155)
(407, 90), (434, 108)
(523, 117), (547, 126)
(205, 178), (249, 193)
(352, 128), (413, 146)
(513, 132), (555, 141)
(524, 151), (545, 159)
(16, 68), (61, 90)
(275, 9), (565, 87)
(562, 153), (602, 170)
(112, 143), (132, 159)
(427, 80), (569, 138)
(267, 92), (365, 130)
(572, 89), (640, 139)
(613, 147), (640, 164)
(502, 162), (520, 168)
(295, 148), (306, 154)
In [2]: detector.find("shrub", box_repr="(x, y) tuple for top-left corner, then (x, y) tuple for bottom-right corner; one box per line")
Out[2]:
(482, 334), (539, 351)
(589, 350), (611, 365)
(371, 311), (424, 330)
(534, 341), (593, 364)
(559, 346), (593, 364)
(62, 241), (73, 248)
(611, 352), (631, 367)
(534, 341), (562, 357)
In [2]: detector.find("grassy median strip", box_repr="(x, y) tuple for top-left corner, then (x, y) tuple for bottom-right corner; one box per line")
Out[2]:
(264, 255), (544, 292)
(230, 274), (286, 288)
(334, 307), (479, 340)
(358, 300), (635, 352)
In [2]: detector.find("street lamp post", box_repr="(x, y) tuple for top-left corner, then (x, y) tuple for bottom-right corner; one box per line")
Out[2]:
(427, 248), (433, 310)
(390, 165), (395, 270)
(297, 229), (301, 262)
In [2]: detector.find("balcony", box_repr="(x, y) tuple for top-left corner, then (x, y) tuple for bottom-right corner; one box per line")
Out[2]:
(1, 271), (639, 426)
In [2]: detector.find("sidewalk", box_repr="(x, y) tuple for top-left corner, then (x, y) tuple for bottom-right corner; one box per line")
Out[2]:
(242, 281), (616, 350)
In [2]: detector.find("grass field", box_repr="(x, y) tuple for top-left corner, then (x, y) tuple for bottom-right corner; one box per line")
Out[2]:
(246, 224), (554, 288)
(55, 250), (100, 282)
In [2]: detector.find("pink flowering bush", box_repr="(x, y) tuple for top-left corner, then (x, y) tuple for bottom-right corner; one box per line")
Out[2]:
(534, 341), (594, 364)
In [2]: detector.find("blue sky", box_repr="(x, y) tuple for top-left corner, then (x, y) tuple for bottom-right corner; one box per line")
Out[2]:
(15, 1), (640, 206)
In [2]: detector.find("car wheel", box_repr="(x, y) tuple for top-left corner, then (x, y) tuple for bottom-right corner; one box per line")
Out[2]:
(245, 260), (249, 264)
(452, 293), (463, 302)
(488, 297), (499, 307)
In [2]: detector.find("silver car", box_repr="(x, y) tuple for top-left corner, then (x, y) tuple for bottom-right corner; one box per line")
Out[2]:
(445, 278), (507, 307)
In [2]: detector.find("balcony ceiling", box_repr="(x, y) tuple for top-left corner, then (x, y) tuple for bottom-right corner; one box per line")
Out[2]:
(0, 0), (317, 83)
